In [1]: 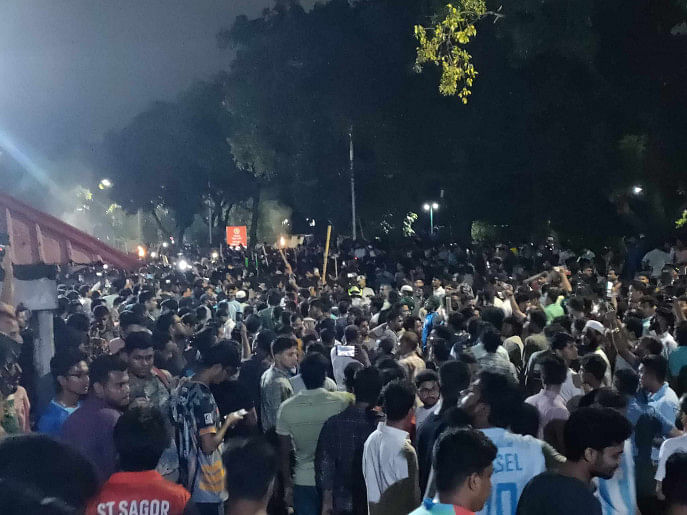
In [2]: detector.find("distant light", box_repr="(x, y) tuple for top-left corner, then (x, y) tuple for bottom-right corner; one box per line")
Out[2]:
(162, 242), (169, 248)
(423, 203), (430, 211)
(279, 236), (286, 248)
(211, 251), (219, 260)
(137, 245), (146, 258)
(282, 218), (289, 226)
(309, 218), (316, 227)
(432, 202), (439, 210)
(178, 259), (189, 272)
(632, 185), (643, 195)
(99, 178), (112, 190)
(150, 251), (158, 259)
(103, 264), (109, 270)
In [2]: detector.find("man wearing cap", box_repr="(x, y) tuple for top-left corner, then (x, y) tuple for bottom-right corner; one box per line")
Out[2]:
(583, 320), (612, 386)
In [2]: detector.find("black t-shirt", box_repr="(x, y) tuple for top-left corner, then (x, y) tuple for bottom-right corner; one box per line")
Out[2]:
(209, 379), (255, 438)
(516, 471), (601, 515)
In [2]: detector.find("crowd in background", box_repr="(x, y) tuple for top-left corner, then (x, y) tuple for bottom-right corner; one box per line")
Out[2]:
(2, 235), (687, 514)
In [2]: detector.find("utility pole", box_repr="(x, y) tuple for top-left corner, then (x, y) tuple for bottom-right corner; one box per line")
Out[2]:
(349, 125), (356, 241)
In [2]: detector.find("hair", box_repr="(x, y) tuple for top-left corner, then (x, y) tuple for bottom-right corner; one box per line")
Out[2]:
(614, 368), (639, 396)
(124, 331), (154, 354)
(640, 336), (663, 356)
(581, 354), (607, 382)
(223, 438), (277, 503)
(478, 370), (523, 428)
(640, 354), (668, 383)
(528, 310), (547, 332)
(114, 406), (169, 471)
(320, 328), (337, 345)
(448, 312), (464, 331)
(502, 316), (523, 336)
(155, 312), (175, 334)
(119, 310), (143, 331)
(0, 434), (99, 511)
(480, 325), (502, 353)
(415, 369), (439, 389)
(271, 336), (297, 357)
(541, 355), (567, 386)
(433, 428), (497, 494)
(245, 314), (261, 334)
(551, 332), (574, 351)
(663, 452), (687, 507)
(439, 360), (471, 409)
(511, 402), (540, 438)
(433, 325), (453, 342)
(89, 355), (127, 388)
(567, 296), (585, 313)
(431, 337), (452, 362)
(377, 336), (396, 357)
(400, 331), (419, 351)
(344, 361), (364, 392)
(676, 321), (687, 348)
(267, 289), (282, 307)
(300, 353), (329, 389)
(66, 313), (89, 333)
(564, 407), (632, 461)
(380, 379), (416, 422)
(138, 290), (154, 305)
(200, 340), (241, 369)
(344, 324), (360, 343)
(639, 295), (657, 307)
(481, 306), (505, 331)
(625, 316), (644, 340)
(594, 387), (628, 410)
(255, 330), (276, 354)
(354, 367), (383, 405)
(50, 348), (86, 390)
(92, 304), (109, 319)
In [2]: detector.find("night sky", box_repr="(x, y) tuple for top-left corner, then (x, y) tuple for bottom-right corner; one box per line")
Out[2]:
(0, 1), (316, 160)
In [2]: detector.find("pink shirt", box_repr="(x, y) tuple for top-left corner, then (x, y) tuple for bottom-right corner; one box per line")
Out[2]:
(525, 389), (569, 439)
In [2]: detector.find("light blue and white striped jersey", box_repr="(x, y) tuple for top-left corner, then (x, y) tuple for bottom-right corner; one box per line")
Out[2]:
(595, 439), (635, 515)
(477, 427), (546, 515)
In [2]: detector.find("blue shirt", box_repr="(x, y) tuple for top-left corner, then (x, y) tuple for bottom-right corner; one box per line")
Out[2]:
(648, 383), (679, 425)
(37, 400), (79, 436)
(596, 439), (636, 515)
(422, 312), (439, 349)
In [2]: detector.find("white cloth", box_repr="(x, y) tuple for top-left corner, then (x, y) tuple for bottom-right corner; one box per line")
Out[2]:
(476, 427), (546, 515)
(560, 368), (584, 403)
(415, 404), (439, 429)
(656, 433), (687, 481)
(330, 345), (361, 390)
(642, 248), (672, 277)
(659, 332), (678, 360)
(362, 423), (411, 504)
(596, 439), (636, 515)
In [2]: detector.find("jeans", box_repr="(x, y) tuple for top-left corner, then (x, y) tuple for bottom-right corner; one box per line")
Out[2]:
(294, 485), (320, 515)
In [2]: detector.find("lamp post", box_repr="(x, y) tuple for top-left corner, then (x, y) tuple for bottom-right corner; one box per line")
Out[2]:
(423, 202), (439, 235)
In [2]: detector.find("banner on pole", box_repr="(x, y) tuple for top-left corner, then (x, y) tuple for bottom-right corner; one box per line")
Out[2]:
(226, 226), (247, 247)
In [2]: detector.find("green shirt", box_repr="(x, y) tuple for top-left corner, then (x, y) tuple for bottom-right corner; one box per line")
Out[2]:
(544, 297), (565, 324)
(276, 388), (351, 486)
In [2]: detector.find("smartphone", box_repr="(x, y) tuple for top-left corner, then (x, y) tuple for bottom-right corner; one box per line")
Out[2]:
(606, 281), (613, 299)
(337, 345), (355, 357)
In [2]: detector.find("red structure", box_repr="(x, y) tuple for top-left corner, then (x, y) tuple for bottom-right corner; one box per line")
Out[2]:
(0, 192), (137, 270)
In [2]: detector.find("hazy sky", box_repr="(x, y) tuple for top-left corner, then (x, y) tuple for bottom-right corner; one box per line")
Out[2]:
(0, 1), (314, 159)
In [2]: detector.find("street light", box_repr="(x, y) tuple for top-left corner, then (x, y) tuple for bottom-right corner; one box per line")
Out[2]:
(423, 202), (439, 235)
(99, 178), (112, 190)
(632, 185), (643, 195)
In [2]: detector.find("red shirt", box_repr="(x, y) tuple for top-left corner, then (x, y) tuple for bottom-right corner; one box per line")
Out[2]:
(86, 470), (191, 515)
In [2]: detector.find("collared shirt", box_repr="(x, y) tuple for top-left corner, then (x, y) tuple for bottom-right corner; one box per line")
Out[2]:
(260, 365), (293, 431)
(363, 422), (421, 514)
(410, 498), (475, 515)
(596, 439), (636, 515)
(316, 404), (381, 513)
(38, 399), (80, 436)
(276, 388), (350, 486)
(648, 383), (679, 428)
(656, 433), (687, 481)
(61, 395), (122, 481)
(525, 389), (569, 440)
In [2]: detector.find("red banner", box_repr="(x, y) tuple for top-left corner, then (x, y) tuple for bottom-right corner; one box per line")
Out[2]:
(226, 226), (247, 247)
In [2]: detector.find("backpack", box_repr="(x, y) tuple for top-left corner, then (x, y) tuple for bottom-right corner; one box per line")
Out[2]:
(168, 382), (201, 490)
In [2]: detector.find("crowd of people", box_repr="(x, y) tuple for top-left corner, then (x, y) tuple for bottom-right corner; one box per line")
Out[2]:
(3, 235), (687, 514)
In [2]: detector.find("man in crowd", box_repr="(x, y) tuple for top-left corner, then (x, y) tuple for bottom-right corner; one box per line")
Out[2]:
(223, 438), (278, 515)
(86, 406), (194, 515)
(525, 356), (569, 442)
(276, 353), (350, 514)
(61, 354), (130, 481)
(124, 331), (171, 409)
(363, 379), (421, 515)
(38, 347), (89, 435)
(516, 407), (632, 514)
(260, 336), (298, 432)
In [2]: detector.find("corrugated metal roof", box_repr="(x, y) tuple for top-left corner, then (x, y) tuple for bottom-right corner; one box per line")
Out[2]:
(0, 192), (138, 270)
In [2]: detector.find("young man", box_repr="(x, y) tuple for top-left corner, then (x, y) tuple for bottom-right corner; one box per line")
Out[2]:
(516, 407), (632, 515)
(656, 395), (687, 500)
(399, 331), (426, 379)
(550, 332), (583, 403)
(276, 353), (351, 514)
(525, 356), (569, 441)
(458, 371), (549, 515)
(415, 369), (441, 429)
(260, 336), (298, 432)
(86, 406), (194, 515)
(224, 438), (278, 515)
(170, 342), (246, 515)
(316, 366), (383, 515)
(124, 331), (171, 409)
(238, 329), (275, 430)
(363, 379), (421, 515)
(410, 428), (498, 515)
(662, 452), (687, 515)
(61, 355), (130, 481)
(640, 355), (679, 424)
(38, 347), (89, 435)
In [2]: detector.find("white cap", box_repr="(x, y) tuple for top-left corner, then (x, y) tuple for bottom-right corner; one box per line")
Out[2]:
(583, 320), (605, 335)
(236, 290), (247, 300)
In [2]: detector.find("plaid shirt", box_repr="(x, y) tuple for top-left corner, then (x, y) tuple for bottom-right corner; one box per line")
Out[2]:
(315, 405), (381, 514)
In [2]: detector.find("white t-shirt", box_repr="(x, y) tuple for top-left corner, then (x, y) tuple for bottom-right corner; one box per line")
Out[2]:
(656, 433), (687, 481)
(477, 428), (546, 515)
(560, 368), (584, 403)
(596, 439), (636, 515)
(642, 248), (671, 277)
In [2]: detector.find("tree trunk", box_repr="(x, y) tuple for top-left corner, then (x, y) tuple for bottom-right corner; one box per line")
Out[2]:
(249, 188), (261, 248)
(150, 208), (173, 238)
